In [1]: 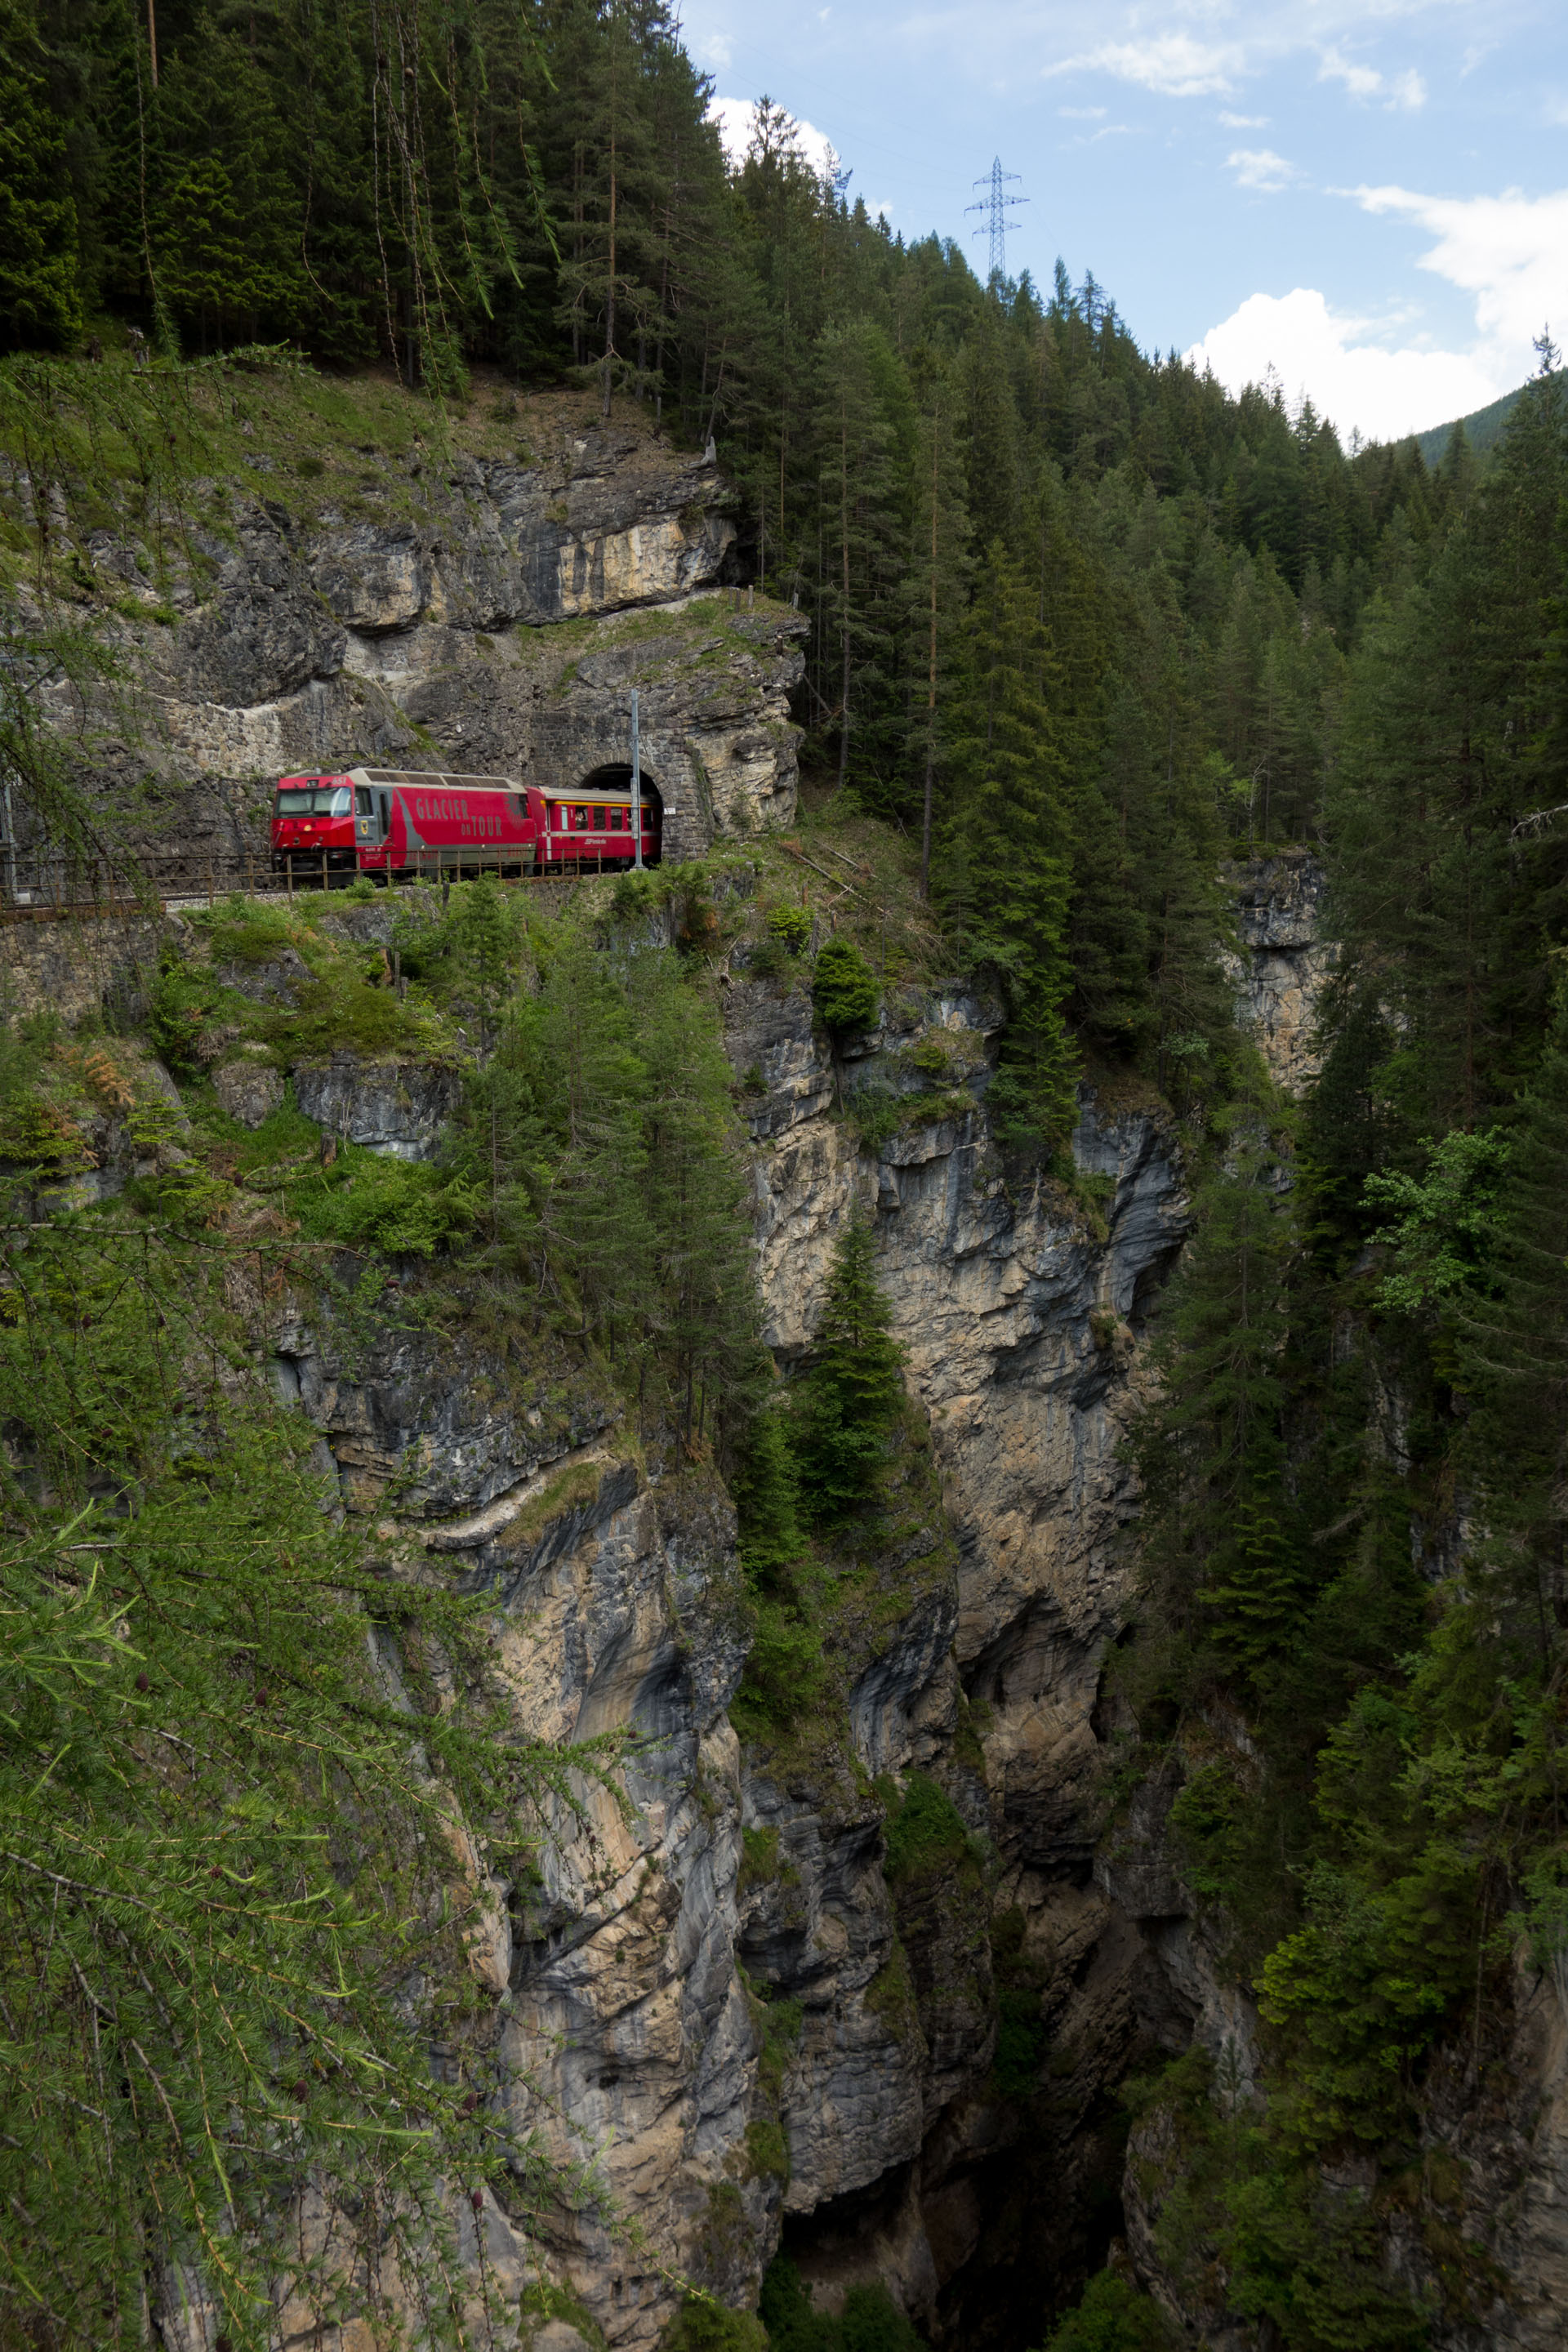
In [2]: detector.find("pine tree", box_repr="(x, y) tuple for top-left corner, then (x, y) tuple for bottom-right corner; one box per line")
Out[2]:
(812, 318), (902, 796)
(0, 1187), (593, 2341)
(637, 951), (765, 1450)
(1460, 996), (1568, 1616)
(0, 0), (83, 350)
(793, 1220), (906, 1523)
(938, 544), (1077, 1147)
(1134, 1102), (1302, 1678)
(902, 368), (971, 890)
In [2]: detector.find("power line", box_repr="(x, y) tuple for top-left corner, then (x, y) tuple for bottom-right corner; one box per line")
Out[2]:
(965, 158), (1027, 282)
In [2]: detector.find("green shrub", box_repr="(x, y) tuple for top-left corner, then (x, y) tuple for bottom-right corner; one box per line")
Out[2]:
(198, 895), (305, 966)
(811, 938), (879, 1034)
(290, 1148), (479, 1258)
(767, 905), (812, 954)
(148, 948), (250, 1078)
(840, 2289), (924, 2352)
(1168, 1762), (1249, 1904)
(259, 973), (437, 1062)
(882, 1773), (975, 1884)
(757, 2260), (924, 2352)
(739, 1825), (781, 1889)
(847, 1088), (900, 1152)
(731, 1595), (826, 1738)
(746, 2117), (791, 2183)
(1038, 2273), (1175, 2352)
(663, 2297), (768, 2352)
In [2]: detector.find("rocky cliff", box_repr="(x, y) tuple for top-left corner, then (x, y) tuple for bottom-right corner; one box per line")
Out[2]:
(160, 936), (1188, 2352)
(1222, 849), (1334, 1094)
(11, 388), (804, 893)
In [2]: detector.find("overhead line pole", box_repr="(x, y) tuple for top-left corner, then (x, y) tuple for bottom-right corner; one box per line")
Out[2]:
(631, 687), (644, 870)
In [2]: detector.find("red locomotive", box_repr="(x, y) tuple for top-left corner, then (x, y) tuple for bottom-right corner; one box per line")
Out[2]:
(269, 767), (659, 883)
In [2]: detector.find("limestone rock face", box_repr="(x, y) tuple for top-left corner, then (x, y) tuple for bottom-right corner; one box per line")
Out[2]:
(724, 977), (1192, 2324)
(1223, 849), (1333, 1093)
(247, 973), (1193, 2347)
(212, 1053), (285, 1129)
(265, 1308), (766, 2350)
(292, 1054), (461, 1159)
(38, 419), (806, 888)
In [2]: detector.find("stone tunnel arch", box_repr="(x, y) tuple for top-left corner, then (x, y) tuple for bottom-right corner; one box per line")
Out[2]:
(577, 763), (663, 863)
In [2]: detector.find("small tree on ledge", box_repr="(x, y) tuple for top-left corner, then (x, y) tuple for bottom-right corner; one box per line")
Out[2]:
(795, 1218), (906, 1521)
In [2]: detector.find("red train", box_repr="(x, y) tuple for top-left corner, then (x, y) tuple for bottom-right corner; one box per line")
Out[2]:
(270, 767), (660, 884)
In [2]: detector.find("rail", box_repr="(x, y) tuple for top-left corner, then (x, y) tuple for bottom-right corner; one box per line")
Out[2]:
(1, 843), (655, 923)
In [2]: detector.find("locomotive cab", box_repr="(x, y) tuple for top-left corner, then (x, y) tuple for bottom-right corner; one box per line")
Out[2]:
(270, 774), (357, 880)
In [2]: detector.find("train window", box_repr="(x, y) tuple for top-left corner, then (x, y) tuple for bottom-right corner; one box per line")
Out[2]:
(609, 808), (624, 831)
(590, 805), (605, 829)
(276, 784), (350, 815)
(355, 786), (373, 814)
(572, 806), (589, 831)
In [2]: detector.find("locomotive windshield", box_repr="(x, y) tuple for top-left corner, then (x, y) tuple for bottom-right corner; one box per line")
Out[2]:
(276, 784), (350, 815)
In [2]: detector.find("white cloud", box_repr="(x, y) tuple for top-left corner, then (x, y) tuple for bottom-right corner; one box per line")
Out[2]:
(1218, 111), (1269, 128)
(1045, 33), (1243, 98)
(1228, 148), (1298, 192)
(706, 96), (838, 180)
(1187, 287), (1504, 443)
(1319, 46), (1427, 109)
(1349, 182), (1568, 365)
(1188, 176), (1568, 442)
(1058, 105), (1107, 119)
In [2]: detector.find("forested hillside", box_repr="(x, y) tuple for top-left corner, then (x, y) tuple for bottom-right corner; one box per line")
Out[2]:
(7, 2), (1568, 2348)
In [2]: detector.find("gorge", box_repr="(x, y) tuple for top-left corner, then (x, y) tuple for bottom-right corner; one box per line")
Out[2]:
(7, 19), (1568, 2341)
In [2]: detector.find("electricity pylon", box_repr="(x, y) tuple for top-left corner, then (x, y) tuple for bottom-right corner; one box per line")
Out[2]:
(966, 158), (1027, 282)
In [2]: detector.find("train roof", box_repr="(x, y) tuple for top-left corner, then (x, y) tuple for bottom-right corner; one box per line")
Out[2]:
(345, 766), (524, 794)
(542, 786), (653, 804)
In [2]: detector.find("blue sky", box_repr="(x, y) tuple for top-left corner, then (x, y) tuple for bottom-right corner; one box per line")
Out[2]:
(690, 0), (1568, 446)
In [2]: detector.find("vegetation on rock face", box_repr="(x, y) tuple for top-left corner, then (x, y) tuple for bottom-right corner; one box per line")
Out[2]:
(0, 1102), (605, 2341)
(811, 938), (880, 1036)
(758, 2256), (924, 2352)
(791, 1222), (907, 1525)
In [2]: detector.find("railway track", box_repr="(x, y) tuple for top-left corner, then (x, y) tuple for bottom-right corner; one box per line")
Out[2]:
(2, 862), (618, 924)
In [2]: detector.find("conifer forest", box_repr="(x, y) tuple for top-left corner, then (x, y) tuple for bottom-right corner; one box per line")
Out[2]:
(5, 3), (1568, 2350)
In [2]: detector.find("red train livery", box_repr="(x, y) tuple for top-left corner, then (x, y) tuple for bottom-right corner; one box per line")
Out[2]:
(270, 767), (660, 883)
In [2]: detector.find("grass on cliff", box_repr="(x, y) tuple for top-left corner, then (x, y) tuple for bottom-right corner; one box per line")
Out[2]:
(0, 354), (697, 598)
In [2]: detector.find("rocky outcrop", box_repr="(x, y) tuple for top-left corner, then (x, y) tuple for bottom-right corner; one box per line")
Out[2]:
(292, 1053), (462, 1160)
(265, 1304), (769, 2349)
(16, 404), (805, 894)
(1223, 850), (1333, 1094)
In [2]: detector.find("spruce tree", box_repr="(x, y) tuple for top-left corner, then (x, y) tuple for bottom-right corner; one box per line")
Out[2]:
(0, 0), (83, 350)
(794, 1220), (906, 1523)
(938, 544), (1077, 1147)
(1135, 1102), (1302, 1679)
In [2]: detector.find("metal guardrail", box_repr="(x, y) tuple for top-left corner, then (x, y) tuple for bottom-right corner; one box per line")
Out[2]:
(2, 844), (646, 923)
